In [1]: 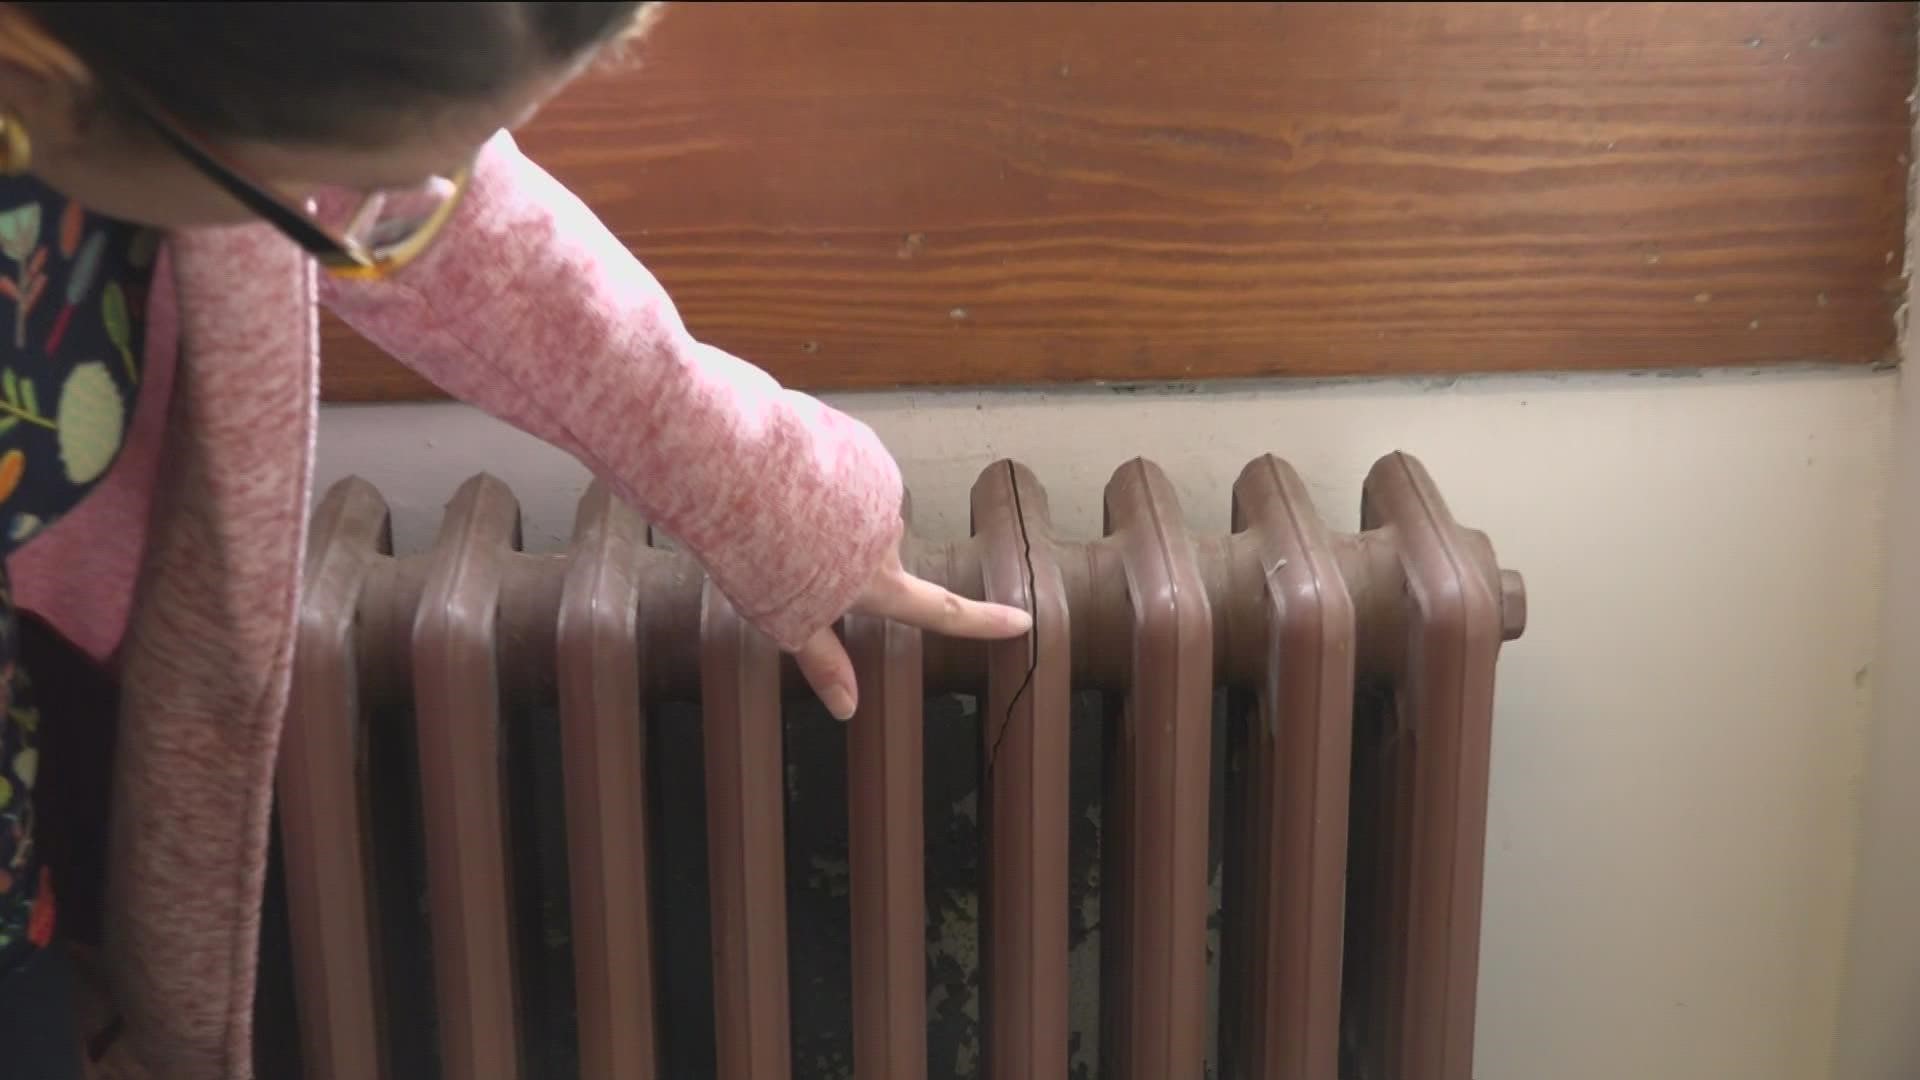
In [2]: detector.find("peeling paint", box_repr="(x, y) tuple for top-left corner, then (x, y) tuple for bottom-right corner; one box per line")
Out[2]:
(807, 855), (850, 899)
(931, 891), (982, 986)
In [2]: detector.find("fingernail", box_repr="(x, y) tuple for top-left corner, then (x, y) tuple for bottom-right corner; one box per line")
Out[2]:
(1008, 609), (1034, 634)
(824, 685), (857, 722)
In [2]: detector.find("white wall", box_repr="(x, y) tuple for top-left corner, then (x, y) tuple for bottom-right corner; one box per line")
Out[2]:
(319, 365), (1894, 1080)
(1831, 67), (1920, 1075)
(1837, 365), (1920, 1080)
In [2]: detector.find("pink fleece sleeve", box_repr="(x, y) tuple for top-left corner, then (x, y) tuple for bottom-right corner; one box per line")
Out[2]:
(319, 133), (902, 651)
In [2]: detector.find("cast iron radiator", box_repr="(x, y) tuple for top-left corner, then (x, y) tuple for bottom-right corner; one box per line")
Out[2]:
(272, 451), (1526, 1080)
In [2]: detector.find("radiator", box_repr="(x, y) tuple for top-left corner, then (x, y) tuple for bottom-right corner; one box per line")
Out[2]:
(272, 451), (1525, 1080)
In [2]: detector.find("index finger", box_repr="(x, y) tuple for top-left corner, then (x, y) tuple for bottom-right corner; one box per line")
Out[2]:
(863, 572), (1033, 640)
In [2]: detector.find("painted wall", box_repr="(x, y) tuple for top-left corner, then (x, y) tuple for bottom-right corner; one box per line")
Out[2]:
(1832, 63), (1920, 1077)
(1837, 361), (1920, 1080)
(318, 365), (1894, 1080)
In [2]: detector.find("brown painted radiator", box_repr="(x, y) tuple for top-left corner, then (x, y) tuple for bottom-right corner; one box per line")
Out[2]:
(271, 451), (1525, 1080)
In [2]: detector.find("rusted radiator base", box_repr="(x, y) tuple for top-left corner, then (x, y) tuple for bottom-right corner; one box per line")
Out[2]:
(276, 451), (1524, 1080)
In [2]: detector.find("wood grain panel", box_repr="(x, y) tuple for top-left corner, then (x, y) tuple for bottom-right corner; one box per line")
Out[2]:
(322, 1), (1915, 401)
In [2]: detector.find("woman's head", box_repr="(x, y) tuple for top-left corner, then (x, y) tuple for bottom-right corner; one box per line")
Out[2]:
(0, 2), (655, 232)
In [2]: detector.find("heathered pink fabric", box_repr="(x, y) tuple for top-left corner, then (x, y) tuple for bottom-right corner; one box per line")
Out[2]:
(8, 131), (904, 1077)
(319, 133), (905, 648)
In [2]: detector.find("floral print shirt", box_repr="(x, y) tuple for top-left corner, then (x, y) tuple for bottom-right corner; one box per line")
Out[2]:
(0, 175), (153, 972)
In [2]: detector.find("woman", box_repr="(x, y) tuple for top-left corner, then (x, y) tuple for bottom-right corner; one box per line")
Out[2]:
(0, 3), (1032, 1075)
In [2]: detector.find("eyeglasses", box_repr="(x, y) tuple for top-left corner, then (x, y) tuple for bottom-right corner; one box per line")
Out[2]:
(123, 90), (472, 281)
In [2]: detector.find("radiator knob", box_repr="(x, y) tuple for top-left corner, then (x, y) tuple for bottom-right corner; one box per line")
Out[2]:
(1500, 569), (1528, 641)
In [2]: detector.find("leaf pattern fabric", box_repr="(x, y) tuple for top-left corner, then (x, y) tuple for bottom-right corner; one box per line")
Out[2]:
(0, 176), (151, 971)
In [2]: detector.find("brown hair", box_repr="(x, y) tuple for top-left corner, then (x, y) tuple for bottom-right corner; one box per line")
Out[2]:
(19, 2), (657, 144)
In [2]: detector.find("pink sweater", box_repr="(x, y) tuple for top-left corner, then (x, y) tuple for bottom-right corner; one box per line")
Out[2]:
(10, 132), (903, 1077)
